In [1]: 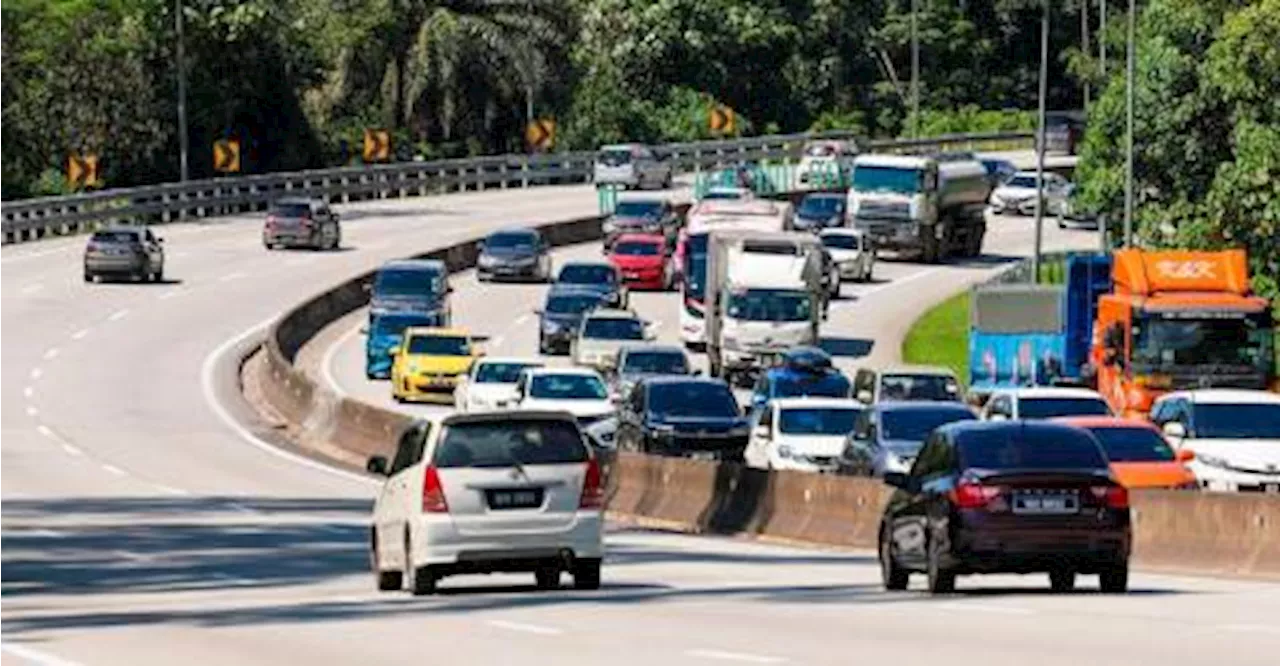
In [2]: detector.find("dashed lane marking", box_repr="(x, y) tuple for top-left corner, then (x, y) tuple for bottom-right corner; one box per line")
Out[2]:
(102, 464), (126, 476)
(1, 642), (85, 666)
(153, 484), (191, 496)
(23, 386), (34, 398)
(25, 406), (38, 417)
(71, 328), (90, 340)
(61, 444), (83, 457)
(685, 649), (787, 664)
(108, 309), (129, 321)
(485, 620), (564, 636)
(43, 347), (60, 360)
(21, 283), (44, 294)
(30, 368), (43, 380)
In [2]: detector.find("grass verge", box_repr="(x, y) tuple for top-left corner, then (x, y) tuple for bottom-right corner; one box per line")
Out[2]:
(901, 290), (970, 387)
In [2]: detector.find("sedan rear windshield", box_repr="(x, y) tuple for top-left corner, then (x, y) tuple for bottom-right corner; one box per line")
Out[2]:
(799, 196), (845, 218)
(959, 428), (1107, 470)
(558, 265), (616, 285)
(270, 202), (311, 217)
(475, 362), (540, 384)
(880, 408), (976, 442)
(1005, 176), (1040, 189)
(91, 231), (140, 243)
(407, 335), (470, 356)
(621, 351), (688, 375)
(614, 201), (663, 218)
(434, 420), (587, 468)
(371, 314), (437, 337)
(612, 241), (661, 256)
(820, 234), (860, 251)
(880, 374), (960, 401)
(486, 232), (537, 249)
(583, 317), (644, 340)
(529, 374), (608, 400)
(546, 294), (604, 314)
(1019, 397), (1111, 419)
(375, 269), (443, 296)
(1084, 426), (1175, 462)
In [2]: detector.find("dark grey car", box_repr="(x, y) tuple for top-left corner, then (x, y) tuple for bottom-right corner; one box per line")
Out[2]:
(612, 344), (693, 400)
(837, 401), (977, 477)
(602, 199), (679, 249)
(263, 197), (341, 250)
(477, 228), (552, 282)
(83, 226), (165, 283)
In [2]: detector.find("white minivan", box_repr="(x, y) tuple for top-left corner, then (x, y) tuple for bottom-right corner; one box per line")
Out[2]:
(594, 143), (673, 190)
(367, 412), (605, 595)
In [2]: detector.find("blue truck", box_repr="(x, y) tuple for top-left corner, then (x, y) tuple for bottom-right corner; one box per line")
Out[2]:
(747, 347), (852, 417)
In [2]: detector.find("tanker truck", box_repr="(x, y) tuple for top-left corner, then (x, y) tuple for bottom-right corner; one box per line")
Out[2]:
(845, 152), (991, 262)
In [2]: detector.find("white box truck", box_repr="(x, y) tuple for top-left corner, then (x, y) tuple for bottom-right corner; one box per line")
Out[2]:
(703, 230), (828, 385)
(845, 153), (991, 263)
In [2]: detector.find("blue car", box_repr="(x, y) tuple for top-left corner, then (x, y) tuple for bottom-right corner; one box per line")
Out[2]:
(369, 259), (452, 323)
(364, 311), (444, 379)
(747, 347), (852, 417)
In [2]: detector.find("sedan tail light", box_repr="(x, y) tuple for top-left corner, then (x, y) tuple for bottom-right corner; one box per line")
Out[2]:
(422, 465), (449, 513)
(950, 481), (1002, 509)
(579, 458), (605, 509)
(1090, 485), (1129, 509)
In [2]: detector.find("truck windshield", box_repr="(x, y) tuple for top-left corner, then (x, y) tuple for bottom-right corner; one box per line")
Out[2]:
(682, 235), (709, 300)
(852, 166), (922, 194)
(1131, 313), (1274, 372)
(727, 289), (811, 322)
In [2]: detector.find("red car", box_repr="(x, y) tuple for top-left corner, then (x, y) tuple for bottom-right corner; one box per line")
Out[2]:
(607, 233), (673, 290)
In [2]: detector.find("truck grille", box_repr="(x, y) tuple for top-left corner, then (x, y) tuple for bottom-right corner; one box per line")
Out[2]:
(856, 201), (911, 220)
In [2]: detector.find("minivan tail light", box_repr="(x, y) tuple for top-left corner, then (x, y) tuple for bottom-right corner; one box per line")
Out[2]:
(1091, 485), (1129, 509)
(422, 465), (449, 513)
(580, 458), (605, 509)
(951, 481), (1001, 509)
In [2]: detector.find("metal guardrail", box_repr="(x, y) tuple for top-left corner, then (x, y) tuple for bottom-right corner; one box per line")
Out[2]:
(1, 130), (1032, 245)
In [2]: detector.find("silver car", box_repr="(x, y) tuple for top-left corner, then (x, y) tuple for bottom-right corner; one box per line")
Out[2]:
(263, 197), (341, 250)
(594, 144), (673, 190)
(83, 226), (165, 283)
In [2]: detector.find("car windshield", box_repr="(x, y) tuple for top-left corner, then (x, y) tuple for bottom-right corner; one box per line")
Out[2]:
(621, 351), (687, 375)
(770, 373), (849, 398)
(598, 149), (632, 166)
(529, 374), (608, 400)
(879, 374), (960, 401)
(612, 240), (661, 256)
(778, 408), (861, 436)
(546, 294), (603, 314)
(1192, 403), (1280, 439)
(434, 419), (587, 468)
(613, 201), (663, 218)
(959, 427), (1107, 470)
(583, 317), (644, 340)
(269, 202), (310, 217)
(558, 264), (615, 285)
(820, 234), (860, 251)
(702, 189), (745, 200)
(90, 231), (139, 243)
(649, 382), (739, 418)
(799, 196), (844, 217)
(1085, 426), (1176, 462)
(371, 314), (436, 337)
(881, 408), (975, 442)
(407, 335), (470, 356)
(1131, 313), (1274, 373)
(852, 165), (922, 194)
(1019, 397), (1111, 419)
(1005, 175), (1039, 188)
(374, 269), (442, 297)
(486, 232), (537, 249)
(727, 289), (811, 322)
(475, 362), (540, 384)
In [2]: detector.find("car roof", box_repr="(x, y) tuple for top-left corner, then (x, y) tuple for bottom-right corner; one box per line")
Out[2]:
(273, 196), (321, 205)
(771, 397), (864, 410)
(941, 419), (1095, 440)
(642, 375), (729, 389)
(546, 284), (607, 298)
(525, 367), (603, 378)
(619, 343), (685, 355)
(1000, 387), (1105, 399)
(875, 401), (976, 414)
(584, 308), (639, 320)
(612, 232), (666, 244)
(486, 227), (539, 237)
(1156, 389), (1280, 405)
(441, 410), (577, 427)
(402, 326), (471, 337)
(95, 225), (145, 235)
(876, 364), (957, 377)
(560, 259), (614, 269)
(381, 258), (446, 271)
(1052, 416), (1158, 431)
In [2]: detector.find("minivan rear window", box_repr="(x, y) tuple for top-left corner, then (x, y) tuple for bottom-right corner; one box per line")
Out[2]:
(270, 202), (311, 218)
(434, 420), (588, 468)
(959, 427), (1107, 470)
(91, 231), (139, 243)
(598, 149), (633, 166)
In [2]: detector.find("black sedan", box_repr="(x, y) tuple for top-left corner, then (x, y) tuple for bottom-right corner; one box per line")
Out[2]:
(792, 193), (847, 232)
(552, 260), (628, 309)
(477, 228), (552, 282)
(615, 376), (751, 461)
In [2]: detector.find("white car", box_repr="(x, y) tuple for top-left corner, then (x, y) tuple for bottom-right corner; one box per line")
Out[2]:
(796, 139), (857, 189)
(593, 143), (673, 190)
(366, 413), (605, 595)
(852, 365), (964, 405)
(507, 367), (616, 431)
(571, 308), (654, 372)
(1150, 389), (1280, 493)
(989, 171), (1071, 216)
(744, 398), (865, 473)
(980, 386), (1112, 420)
(455, 357), (544, 412)
(818, 228), (875, 286)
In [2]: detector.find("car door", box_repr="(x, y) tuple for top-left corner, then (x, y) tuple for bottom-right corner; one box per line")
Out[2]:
(376, 422), (430, 559)
(854, 369), (876, 404)
(747, 404), (776, 469)
(889, 433), (949, 569)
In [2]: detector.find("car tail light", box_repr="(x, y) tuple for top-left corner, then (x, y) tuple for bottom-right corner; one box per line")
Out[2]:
(580, 458), (605, 509)
(951, 481), (1001, 509)
(422, 465), (449, 513)
(1091, 485), (1129, 509)
(265, 215), (277, 230)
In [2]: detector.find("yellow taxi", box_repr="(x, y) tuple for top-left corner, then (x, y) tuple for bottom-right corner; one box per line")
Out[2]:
(390, 327), (485, 403)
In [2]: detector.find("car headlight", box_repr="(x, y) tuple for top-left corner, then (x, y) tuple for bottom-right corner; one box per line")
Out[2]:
(478, 254), (496, 267)
(883, 453), (910, 473)
(777, 444), (794, 459)
(652, 424), (675, 434)
(603, 220), (617, 234)
(542, 320), (563, 333)
(722, 335), (740, 349)
(1196, 454), (1230, 469)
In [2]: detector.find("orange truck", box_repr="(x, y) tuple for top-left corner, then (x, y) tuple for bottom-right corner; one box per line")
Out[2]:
(1089, 248), (1277, 418)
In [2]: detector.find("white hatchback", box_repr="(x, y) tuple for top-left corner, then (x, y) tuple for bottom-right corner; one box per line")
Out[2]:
(744, 398), (865, 473)
(508, 367), (617, 432)
(1151, 389), (1280, 493)
(455, 357), (544, 412)
(367, 412), (605, 595)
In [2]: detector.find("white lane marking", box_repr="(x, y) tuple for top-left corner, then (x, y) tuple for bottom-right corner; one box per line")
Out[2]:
(685, 649), (787, 664)
(23, 386), (34, 398)
(102, 464), (127, 476)
(21, 283), (44, 294)
(0, 642), (85, 666)
(43, 347), (60, 360)
(107, 308), (129, 321)
(936, 601), (1035, 615)
(201, 317), (377, 488)
(515, 314), (530, 325)
(219, 271), (248, 282)
(485, 620), (563, 636)
(36, 425), (55, 439)
(226, 502), (262, 516)
(26, 406), (38, 417)
(158, 289), (185, 300)
(211, 572), (258, 587)
(153, 483), (191, 496)
(30, 368), (43, 380)
(71, 328), (90, 340)
(62, 444), (83, 457)
(1218, 623), (1280, 635)
(27, 529), (66, 539)
(322, 321), (365, 394)
(114, 550), (155, 563)
(173, 251), (191, 259)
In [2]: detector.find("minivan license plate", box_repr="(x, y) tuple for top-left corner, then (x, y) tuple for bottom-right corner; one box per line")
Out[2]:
(487, 488), (543, 510)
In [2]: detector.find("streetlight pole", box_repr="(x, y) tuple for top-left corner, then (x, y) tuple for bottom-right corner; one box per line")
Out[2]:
(1032, 0), (1049, 283)
(1123, 0), (1135, 247)
(910, 0), (920, 139)
(176, 0), (189, 182)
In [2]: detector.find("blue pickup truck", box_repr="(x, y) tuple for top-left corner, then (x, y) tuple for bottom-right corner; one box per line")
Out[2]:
(746, 347), (852, 417)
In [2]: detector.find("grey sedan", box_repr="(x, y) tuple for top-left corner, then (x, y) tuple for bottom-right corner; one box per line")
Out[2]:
(477, 228), (552, 282)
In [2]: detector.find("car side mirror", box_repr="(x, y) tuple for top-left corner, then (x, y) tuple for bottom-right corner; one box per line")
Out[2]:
(1162, 421), (1187, 441)
(1175, 448), (1195, 463)
(855, 389), (872, 404)
(883, 472), (917, 492)
(366, 455), (390, 476)
(754, 425), (771, 440)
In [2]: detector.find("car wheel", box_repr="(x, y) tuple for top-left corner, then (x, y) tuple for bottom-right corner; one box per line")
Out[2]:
(926, 536), (956, 594)
(371, 533), (403, 592)
(573, 558), (602, 590)
(1099, 563), (1129, 593)
(154, 266), (164, 283)
(405, 534), (437, 596)
(879, 530), (910, 591)
(83, 270), (93, 283)
(1049, 569), (1076, 592)
(535, 568), (561, 590)
(663, 173), (674, 190)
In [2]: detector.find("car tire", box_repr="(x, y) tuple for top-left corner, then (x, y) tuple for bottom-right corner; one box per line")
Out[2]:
(83, 270), (93, 283)
(1099, 564), (1129, 593)
(535, 568), (561, 590)
(663, 173), (674, 190)
(926, 536), (956, 594)
(1049, 569), (1076, 592)
(405, 534), (437, 596)
(154, 267), (164, 283)
(573, 559), (602, 590)
(879, 530), (910, 591)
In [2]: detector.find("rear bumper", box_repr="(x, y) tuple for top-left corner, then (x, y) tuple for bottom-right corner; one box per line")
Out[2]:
(413, 512), (605, 569)
(479, 263), (540, 280)
(1192, 464), (1280, 493)
(949, 527), (1131, 574)
(264, 230), (321, 246)
(619, 270), (664, 289)
(393, 376), (461, 402)
(85, 256), (146, 273)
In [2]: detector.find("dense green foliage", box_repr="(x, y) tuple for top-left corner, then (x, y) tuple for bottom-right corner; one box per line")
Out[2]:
(4, 0), (1099, 198)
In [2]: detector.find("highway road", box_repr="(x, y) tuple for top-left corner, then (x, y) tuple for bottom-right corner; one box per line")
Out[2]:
(5, 169), (1280, 665)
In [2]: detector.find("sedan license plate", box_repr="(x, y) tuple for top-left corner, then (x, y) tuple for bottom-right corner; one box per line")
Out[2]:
(486, 488), (544, 510)
(688, 451), (717, 461)
(1012, 492), (1079, 515)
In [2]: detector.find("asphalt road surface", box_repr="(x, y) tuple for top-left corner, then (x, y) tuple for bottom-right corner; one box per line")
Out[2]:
(5, 169), (1279, 666)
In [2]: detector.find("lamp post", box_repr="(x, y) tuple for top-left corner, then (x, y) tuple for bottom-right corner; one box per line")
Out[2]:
(1123, 0), (1135, 247)
(1032, 0), (1049, 283)
(910, 0), (920, 139)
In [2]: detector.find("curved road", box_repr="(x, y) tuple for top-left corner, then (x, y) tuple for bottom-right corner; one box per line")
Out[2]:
(4, 176), (1280, 666)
